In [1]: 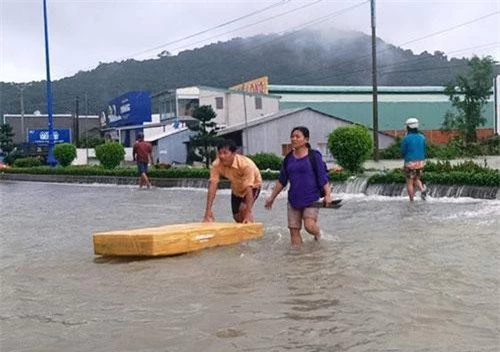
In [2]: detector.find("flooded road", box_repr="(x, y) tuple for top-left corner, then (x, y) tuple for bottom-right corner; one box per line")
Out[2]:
(1, 181), (499, 352)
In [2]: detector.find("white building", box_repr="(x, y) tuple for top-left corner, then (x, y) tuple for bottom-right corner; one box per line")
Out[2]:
(152, 85), (280, 128)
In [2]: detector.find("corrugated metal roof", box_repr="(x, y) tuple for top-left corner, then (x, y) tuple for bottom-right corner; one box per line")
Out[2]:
(146, 127), (190, 142)
(269, 85), (447, 94)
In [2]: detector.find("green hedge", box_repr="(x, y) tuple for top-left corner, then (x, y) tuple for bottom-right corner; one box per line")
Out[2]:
(247, 152), (283, 171)
(13, 157), (42, 168)
(2, 164), (497, 187)
(368, 169), (499, 187)
(1, 165), (352, 182)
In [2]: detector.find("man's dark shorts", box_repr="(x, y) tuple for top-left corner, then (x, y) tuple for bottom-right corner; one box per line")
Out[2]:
(231, 188), (261, 214)
(137, 162), (148, 174)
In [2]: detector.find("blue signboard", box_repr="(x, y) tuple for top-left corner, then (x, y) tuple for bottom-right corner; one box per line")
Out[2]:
(28, 129), (71, 145)
(107, 91), (152, 128)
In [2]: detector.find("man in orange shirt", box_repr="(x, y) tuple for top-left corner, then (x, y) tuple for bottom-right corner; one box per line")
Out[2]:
(132, 132), (153, 189)
(203, 139), (262, 223)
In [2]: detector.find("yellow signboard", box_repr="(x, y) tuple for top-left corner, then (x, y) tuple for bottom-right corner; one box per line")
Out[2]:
(230, 76), (269, 95)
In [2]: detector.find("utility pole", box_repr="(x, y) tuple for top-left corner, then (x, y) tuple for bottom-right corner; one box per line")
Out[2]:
(75, 96), (80, 146)
(19, 86), (25, 143)
(84, 92), (89, 164)
(371, 0), (379, 161)
(242, 81), (249, 154)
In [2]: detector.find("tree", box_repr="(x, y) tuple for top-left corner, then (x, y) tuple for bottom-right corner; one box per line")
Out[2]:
(0, 123), (15, 154)
(442, 56), (495, 146)
(187, 105), (223, 168)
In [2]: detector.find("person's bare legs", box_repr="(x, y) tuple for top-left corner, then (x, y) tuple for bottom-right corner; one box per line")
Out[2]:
(235, 203), (254, 223)
(289, 228), (303, 246)
(304, 217), (321, 241)
(414, 177), (424, 192)
(141, 173), (151, 189)
(233, 212), (242, 223)
(405, 177), (415, 201)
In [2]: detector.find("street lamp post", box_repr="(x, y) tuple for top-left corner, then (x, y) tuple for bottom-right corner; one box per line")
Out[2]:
(42, 0), (57, 166)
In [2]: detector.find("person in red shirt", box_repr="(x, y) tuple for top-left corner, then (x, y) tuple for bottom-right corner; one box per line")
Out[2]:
(132, 132), (153, 189)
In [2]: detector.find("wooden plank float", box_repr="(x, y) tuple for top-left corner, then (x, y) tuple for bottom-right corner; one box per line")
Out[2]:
(93, 222), (264, 257)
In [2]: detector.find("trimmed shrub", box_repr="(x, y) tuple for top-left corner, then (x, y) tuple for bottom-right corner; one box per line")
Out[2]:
(328, 125), (373, 173)
(13, 157), (42, 168)
(95, 142), (125, 169)
(54, 143), (77, 167)
(248, 152), (283, 170)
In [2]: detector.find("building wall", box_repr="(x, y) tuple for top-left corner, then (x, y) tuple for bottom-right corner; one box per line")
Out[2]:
(226, 93), (280, 126)
(271, 86), (495, 139)
(243, 110), (395, 160)
(278, 101), (495, 131)
(156, 129), (195, 164)
(2, 114), (100, 144)
(384, 128), (495, 144)
(199, 88), (228, 127)
(153, 86), (280, 129)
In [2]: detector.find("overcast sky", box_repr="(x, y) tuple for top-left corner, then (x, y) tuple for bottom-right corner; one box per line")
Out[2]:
(1, 0), (499, 83)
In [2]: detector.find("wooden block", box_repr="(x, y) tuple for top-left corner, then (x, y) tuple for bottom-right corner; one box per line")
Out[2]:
(93, 222), (264, 257)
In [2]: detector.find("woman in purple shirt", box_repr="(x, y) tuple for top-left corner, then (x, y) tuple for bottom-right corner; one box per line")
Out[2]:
(265, 126), (332, 246)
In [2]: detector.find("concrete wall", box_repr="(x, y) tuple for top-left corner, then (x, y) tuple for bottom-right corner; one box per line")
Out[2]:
(72, 147), (133, 166)
(156, 129), (195, 164)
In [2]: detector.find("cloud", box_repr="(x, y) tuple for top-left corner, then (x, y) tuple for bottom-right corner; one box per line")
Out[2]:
(1, 0), (499, 83)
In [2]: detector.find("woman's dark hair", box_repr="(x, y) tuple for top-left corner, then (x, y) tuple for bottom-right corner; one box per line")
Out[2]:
(216, 139), (237, 152)
(290, 126), (311, 149)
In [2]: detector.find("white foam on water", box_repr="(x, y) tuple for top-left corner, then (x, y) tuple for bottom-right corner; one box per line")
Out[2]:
(437, 201), (500, 220)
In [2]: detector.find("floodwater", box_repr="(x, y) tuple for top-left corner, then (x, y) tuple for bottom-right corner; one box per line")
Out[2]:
(0, 181), (499, 352)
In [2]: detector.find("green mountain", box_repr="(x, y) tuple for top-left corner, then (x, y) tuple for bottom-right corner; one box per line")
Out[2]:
(0, 28), (496, 116)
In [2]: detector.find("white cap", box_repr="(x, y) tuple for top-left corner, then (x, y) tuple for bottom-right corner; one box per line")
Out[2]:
(405, 117), (419, 129)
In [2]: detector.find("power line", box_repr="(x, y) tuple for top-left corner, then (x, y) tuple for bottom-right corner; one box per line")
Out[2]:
(162, 0), (368, 85)
(125, 0), (293, 60)
(301, 42), (500, 84)
(397, 11), (500, 48)
(58, 0), (292, 78)
(288, 10), (500, 83)
(166, 0), (329, 54)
